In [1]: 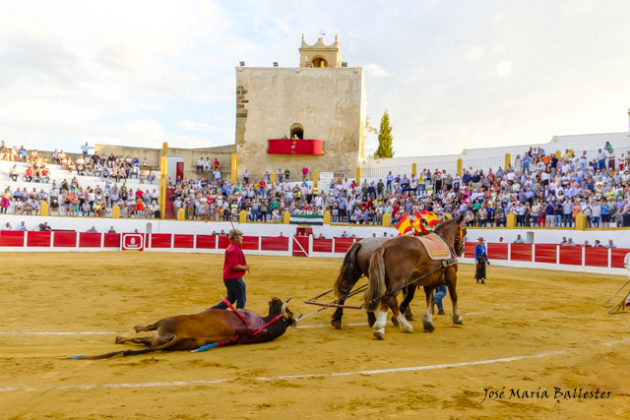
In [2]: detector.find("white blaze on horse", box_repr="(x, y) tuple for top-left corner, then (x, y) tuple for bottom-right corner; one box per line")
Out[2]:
(363, 216), (466, 339)
(76, 298), (296, 359)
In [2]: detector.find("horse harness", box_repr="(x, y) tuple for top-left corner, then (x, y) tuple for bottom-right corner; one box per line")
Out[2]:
(367, 230), (459, 305)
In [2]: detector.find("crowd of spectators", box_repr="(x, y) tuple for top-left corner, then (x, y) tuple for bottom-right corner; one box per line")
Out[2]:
(164, 142), (630, 229)
(0, 141), (159, 219)
(3, 140), (630, 230)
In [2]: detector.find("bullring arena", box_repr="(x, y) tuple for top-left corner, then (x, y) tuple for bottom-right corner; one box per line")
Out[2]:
(1, 251), (628, 418)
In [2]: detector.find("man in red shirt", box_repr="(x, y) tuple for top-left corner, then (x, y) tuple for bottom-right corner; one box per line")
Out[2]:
(211, 229), (249, 309)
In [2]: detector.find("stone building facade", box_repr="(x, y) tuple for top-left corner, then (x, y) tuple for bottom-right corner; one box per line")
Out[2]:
(234, 34), (366, 179)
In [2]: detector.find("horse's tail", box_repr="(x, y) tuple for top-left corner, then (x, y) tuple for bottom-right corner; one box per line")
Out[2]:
(364, 247), (386, 312)
(333, 242), (362, 298)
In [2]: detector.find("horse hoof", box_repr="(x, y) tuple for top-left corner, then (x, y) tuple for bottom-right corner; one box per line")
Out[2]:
(454, 317), (464, 325)
(405, 313), (415, 321)
(373, 329), (385, 340)
(331, 319), (342, 329)
(423, 322), (435, 333)
(133, 325), (143, 333)
(402, 325), (414, 333)
(391, 316), (399, 327)
(367, 313), (376, 327)
(115, 336), (125, 344)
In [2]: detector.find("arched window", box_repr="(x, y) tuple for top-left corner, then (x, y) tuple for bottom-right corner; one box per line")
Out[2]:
(290, 123), (304, 140)
(312, 56), (328, 68)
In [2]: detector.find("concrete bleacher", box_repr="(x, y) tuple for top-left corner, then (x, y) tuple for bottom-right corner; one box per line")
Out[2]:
(0, 160), (161, 216)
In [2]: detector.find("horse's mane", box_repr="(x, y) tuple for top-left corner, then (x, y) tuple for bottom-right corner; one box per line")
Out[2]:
(433, 217), (454, 232)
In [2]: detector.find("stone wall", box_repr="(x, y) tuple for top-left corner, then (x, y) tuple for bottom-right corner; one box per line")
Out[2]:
(234, 66), (366, 179)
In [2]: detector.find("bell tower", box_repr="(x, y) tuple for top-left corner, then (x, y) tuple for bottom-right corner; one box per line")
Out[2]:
(299, 34), (342, 68)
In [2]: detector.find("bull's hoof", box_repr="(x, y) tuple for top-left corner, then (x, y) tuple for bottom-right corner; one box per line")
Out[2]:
(391, 316), (399, 327)
(423, 321), (435, 333)
(115, 336), (125, 344)
(133, 325), (143, 333)
(373, 328), (385, 340)
(331, 319), (342, 329)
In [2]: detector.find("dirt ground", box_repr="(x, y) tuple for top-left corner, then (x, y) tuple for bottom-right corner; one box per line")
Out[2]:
(0, 252), (628, 419)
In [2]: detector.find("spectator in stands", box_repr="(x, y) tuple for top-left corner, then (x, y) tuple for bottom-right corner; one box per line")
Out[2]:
(17, 221), (27, 231)
(302, 166), (308, 181)
(566, 238), (576, 246)
(107, 226), (116, 233)
(18, 146), (27, 161)
(86, 226), (98, 233)
(0, 188), (10, 214)
(38, 222), (51, 231)
(560, 237), (568, 246)
(513, 234), (524, 244)
(9, 164), (18, 181)
(81, 142), (91, 158)
(24, 165), (33, 182)
(606, 239), (617, 248)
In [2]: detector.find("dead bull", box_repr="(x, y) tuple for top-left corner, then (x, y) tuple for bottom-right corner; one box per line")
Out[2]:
(76, 298), (296, 359)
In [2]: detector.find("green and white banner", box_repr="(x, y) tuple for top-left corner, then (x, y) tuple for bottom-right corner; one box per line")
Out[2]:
(289, 214), (324, 225)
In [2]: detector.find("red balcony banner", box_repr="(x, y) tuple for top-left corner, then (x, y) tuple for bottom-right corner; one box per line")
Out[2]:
(268, 139), (323, 155)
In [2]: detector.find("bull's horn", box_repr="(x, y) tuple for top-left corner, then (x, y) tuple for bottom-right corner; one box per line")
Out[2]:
(284, 298), (291, 304)
(281, 301), (289, 319)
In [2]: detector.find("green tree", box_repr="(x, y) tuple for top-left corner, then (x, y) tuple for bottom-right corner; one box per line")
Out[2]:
(374, 110), (394, 158)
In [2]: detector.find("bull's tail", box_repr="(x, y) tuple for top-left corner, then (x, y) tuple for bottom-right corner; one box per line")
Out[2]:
(333, 242), (362, 298)
(364, 247), (386, 312)
(77, 336), (185, 360)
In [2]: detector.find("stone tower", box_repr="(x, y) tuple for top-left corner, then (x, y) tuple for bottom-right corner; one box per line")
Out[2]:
(234, 34), (366, 179)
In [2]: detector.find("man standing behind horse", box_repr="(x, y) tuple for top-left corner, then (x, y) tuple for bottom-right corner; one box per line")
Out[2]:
(474, 237), (488, 284)
(212, 229), (249, 310)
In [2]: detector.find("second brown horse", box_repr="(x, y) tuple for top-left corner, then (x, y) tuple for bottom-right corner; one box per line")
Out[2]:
(363, 216), (466, 339)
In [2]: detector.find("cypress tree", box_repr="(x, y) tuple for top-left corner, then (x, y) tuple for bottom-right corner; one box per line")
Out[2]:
(375, 110), (394, 158)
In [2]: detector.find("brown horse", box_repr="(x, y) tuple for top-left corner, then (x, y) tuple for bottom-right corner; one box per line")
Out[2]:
(331, 237), (415, 329)
(364, 216), (466, 339)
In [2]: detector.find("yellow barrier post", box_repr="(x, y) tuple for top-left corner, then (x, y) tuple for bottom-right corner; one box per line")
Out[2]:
(159, 142), (168, 220)
(457, 158), (463, 177)
(382, 212), (391, 227)
(356, 167), (361, 183)
(283, 211), (291, 224)
(506, 212), (516, 228)
(313, 170), (319, 189)
(271, 172), (277, 183)
(504, 153), (511, 171)
(323, 209), (331, 225)
(40, 201), (49, 216)
(231, 153), (238, 184)
(575, 212), (587, 230)
(412, 163), (417, 178)
(112, 205), (120, 219)
(177, 208), (185, 221)
(239, 209), (247, 223)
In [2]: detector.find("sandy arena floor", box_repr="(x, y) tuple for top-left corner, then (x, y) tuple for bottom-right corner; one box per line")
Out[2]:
(0, 252), (628, 419)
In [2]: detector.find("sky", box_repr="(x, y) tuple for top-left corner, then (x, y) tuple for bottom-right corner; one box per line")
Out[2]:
(1, 0), (629, 157)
